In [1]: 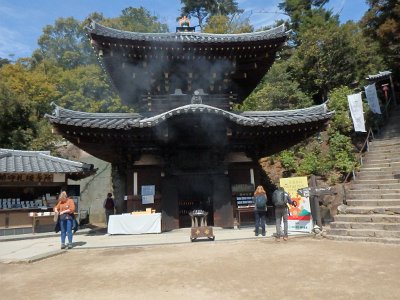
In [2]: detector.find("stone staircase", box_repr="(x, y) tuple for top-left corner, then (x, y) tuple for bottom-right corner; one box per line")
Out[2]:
(327, 105), (400, 243)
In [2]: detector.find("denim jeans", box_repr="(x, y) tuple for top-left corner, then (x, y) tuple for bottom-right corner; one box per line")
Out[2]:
(275, 207), (288, 238)
(60, 218), (73, 244)
(254, 210), (266, 235)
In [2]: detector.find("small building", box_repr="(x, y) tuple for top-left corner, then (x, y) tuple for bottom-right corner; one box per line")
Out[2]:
(0, 149), (95, 235)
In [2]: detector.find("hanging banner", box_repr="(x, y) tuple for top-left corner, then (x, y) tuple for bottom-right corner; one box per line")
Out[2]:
(279, 177), (312, 233)
(347, 92), (366, 132)
(364, 84), (381, 114)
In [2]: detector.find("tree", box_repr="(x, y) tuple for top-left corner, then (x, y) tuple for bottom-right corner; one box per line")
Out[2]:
(180, 0), (242, 30)
(288, 21), (357, 101)
(203, 14), (252, 34)
(239, 60), (312, 111)
(360, 0), (400, 74)
(0, 58), (11, 68)
(54, 64), (129, 113)
(100, 7), (168, 32)
(0, 65), (60, 151)
(34, 17), (95, 69)
(278, 0), (330, 32)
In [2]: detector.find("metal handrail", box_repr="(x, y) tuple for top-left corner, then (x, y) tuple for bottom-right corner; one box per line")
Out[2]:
(341, 92), (397, 204)
(343, 128), (374, 183)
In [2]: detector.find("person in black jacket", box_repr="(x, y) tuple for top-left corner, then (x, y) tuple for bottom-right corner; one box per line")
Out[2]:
(103, 193), (115, 226)
(272, 187), (295, 241)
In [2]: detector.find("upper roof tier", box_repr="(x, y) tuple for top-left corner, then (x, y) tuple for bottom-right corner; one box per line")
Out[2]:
(87, 21), (288, 113)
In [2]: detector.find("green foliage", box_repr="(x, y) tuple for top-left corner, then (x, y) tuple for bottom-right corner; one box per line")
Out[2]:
(289, 21), (357, 100)
(360, 0), (400, 74)
(239, 60), (313, 111)
(35, 17), (95, 69)
(180, 0), (242, 29)
(101, 7), (168, 32)
(203, 15), (252, 34)
(327, 86), (353, 135)
(278, 0), (331, 32)
(279, 150), (296, 172)
(328, 132), (355, 173)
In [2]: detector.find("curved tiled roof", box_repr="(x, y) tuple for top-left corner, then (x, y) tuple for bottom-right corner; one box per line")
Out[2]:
(46, 103), (333, 130)
(87, 20), (287, 44)
(0, 148), (94, 174)
(366, 71), (392, 81)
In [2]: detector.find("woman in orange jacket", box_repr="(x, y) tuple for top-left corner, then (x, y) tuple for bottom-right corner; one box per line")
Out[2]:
(54, 191), (75, 249)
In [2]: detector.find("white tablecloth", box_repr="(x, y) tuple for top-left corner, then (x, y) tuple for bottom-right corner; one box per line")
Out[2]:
(107, 213), (161, 234)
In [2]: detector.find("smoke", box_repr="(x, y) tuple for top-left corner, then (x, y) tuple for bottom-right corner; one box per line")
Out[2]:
(103, 42), (236, 109)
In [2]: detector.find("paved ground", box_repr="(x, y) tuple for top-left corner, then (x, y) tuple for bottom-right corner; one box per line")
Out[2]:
(1, 227), (400, 299)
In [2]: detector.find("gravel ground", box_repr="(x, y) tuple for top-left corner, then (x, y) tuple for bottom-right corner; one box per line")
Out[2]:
(1, 238), (399, 300)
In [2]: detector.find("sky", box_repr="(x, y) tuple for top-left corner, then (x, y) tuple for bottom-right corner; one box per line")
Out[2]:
(0, 0), (369, 60)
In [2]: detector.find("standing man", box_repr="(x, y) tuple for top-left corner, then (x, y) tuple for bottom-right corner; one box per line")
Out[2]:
(103, 192), (115, 226)
(272, 186), (295, 241)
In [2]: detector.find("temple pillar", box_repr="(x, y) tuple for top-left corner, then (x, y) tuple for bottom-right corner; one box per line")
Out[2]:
(111, 163), (127, 214)
(161, 175), (179, 231)
(212, 174), (234, 228)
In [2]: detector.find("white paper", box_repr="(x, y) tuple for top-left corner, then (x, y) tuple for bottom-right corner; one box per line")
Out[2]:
(142, 195), (154, 204)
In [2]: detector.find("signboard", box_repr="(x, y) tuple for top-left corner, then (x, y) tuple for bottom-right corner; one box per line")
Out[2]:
(141, 185), (155, 204)
(280, 177), (312, 233)
(297, 187), (336, 197)
(0, 173), (61, 183)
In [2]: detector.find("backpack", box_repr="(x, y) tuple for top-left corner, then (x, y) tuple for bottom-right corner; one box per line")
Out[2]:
(272, 189), (287, 207)
(105, 197), (114, 210)
(255, 195), (267, 210)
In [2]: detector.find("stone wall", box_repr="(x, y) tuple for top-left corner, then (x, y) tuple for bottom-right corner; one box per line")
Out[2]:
(64, 146), (112, 225)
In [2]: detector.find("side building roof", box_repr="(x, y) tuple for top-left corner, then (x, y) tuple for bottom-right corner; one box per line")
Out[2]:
(0, 148), (96, 180)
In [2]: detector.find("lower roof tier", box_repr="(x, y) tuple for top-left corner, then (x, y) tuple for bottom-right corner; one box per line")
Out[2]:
(45, 103), (334, 164)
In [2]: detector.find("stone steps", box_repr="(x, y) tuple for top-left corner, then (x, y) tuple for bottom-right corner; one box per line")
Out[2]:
(330, 221), (400, 230)
(350, 183), (400, 189)
(346, 192), (400, 199)
(328, 228), (400, 238)
(355, 173), (399, 180)
(352, 179), (400, 184)
(326, 234), (400, 244)
(346, 199), (400, 206)
(333, 213), (400, 223)
(343, 206), (400, 214)
(326, 106), (400, 244)
(363, 157), (400, 164)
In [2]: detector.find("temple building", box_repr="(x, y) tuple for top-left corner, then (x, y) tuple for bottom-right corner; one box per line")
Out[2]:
(46, 20), (333, 230)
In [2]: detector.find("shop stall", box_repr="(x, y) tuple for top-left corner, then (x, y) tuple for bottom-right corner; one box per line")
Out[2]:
(0, 149), (95, 235)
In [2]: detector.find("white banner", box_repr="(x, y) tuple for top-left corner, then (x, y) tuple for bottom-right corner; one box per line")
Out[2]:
(347, 93), (366, 132)
(364, 84), (381, 114)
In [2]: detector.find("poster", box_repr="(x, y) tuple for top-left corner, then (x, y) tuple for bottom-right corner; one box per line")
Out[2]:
(280, 177), (312, 233)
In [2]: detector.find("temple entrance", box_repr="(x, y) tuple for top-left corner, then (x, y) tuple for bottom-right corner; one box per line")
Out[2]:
(176, 174), (214, 228)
